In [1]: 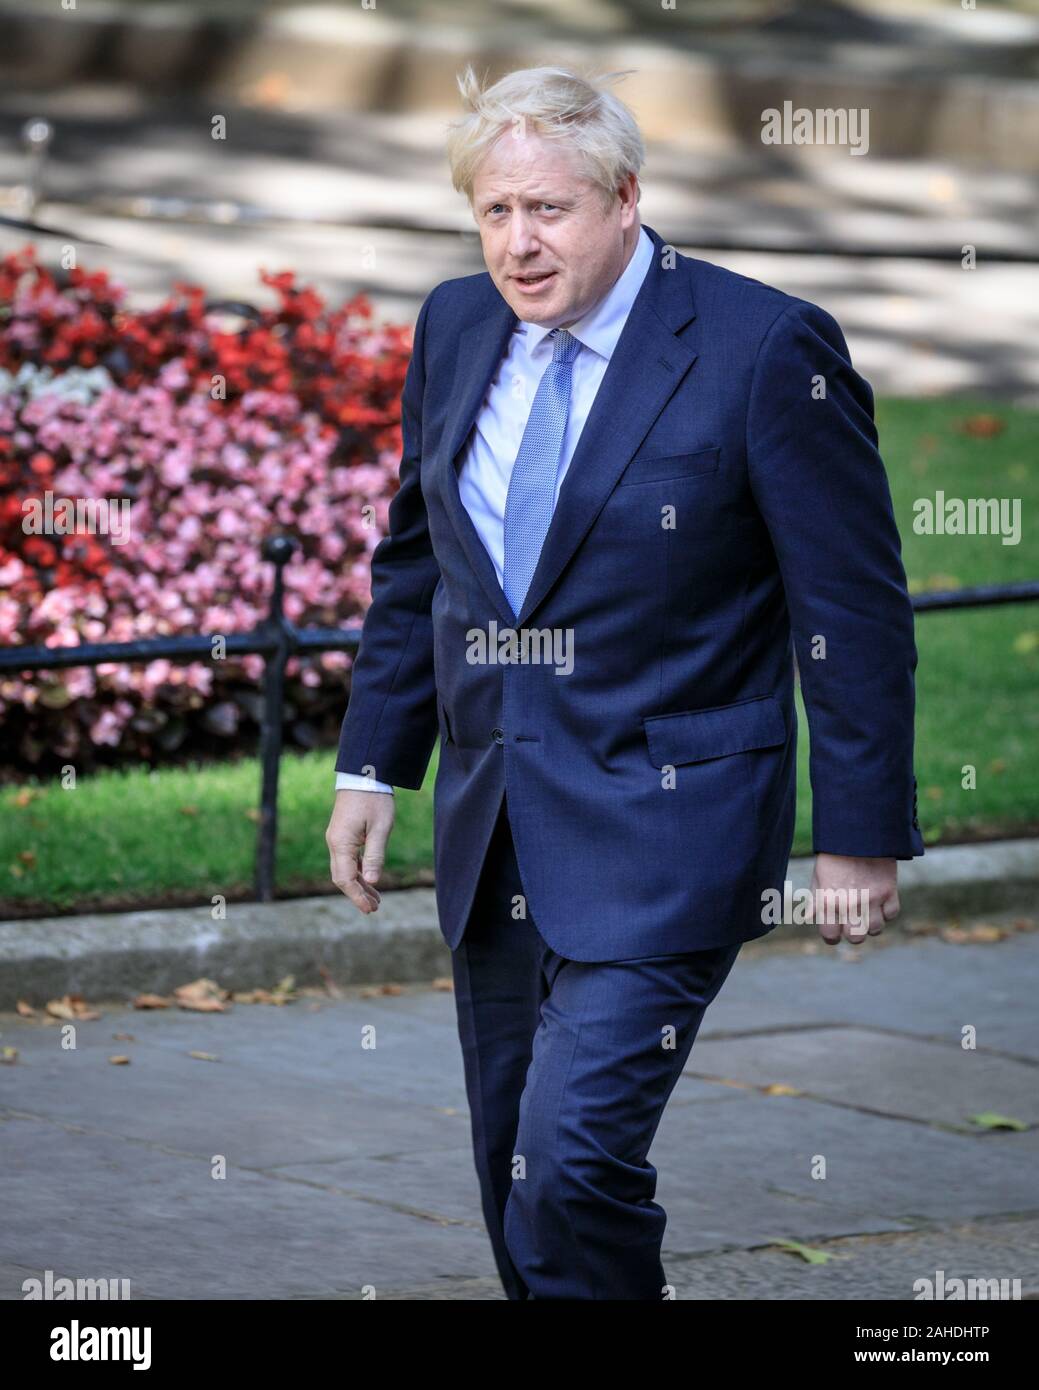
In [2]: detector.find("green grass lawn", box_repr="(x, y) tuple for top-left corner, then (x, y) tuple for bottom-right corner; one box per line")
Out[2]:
(0, 750), (437, 914)
(2, 397), (1036, 914)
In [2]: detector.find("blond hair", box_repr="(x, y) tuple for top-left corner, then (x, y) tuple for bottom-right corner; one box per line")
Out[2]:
(445, 64), (644, 213)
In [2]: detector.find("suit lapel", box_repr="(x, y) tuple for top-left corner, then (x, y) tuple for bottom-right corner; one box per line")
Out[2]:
(517, 233), (698, 624)
(436, 304), (519, 628)
(435, 223), (699, 629)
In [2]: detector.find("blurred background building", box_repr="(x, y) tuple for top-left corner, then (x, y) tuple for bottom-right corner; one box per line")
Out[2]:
(1, 0), (1037, 398)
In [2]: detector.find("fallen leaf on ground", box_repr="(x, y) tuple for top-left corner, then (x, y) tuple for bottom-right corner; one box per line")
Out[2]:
(15, 1000), (35, 1017)
(966, 924), (1006, 942)
(432, 977), (453, 991)
(772, 1239), (833, 1265)
(188, 1051), (219, 1062)
(108, 1055), (131, 1065)
(231, 976), (296, 1005)
(45, 994), (101, 1021)
(969, 1112), (1026, 1132)
(941, 924), (1007, 944)
(173, 978), (229, 1012)
(1, 1046), (18, 1064)
(763, 1083), (802, 1096)
(112, 1033), (135, 1041)
(133, 994), (171, 1010)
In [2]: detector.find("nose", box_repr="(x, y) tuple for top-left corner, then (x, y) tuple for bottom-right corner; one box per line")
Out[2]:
(506, 210), (540, 262)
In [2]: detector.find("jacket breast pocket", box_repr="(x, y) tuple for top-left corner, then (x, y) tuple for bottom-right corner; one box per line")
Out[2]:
(642, 694), (786, 768)
(619, 445), (720, 486)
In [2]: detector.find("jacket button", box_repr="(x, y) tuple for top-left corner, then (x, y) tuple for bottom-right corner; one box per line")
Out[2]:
(491, 727), (505, 745)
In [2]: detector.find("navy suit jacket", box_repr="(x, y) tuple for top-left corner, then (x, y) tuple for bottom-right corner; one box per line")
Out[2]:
(336, 222), (924, 959)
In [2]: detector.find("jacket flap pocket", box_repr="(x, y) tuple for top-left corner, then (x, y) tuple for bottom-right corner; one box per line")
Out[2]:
(620, 446), (720, 485)
(642, 695), (786, 768)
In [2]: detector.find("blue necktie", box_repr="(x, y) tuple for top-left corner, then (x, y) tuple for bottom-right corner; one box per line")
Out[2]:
(502, 327), (581, 618)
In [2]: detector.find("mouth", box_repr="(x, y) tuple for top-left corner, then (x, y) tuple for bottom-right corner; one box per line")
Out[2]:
(510, 270), (557, 294)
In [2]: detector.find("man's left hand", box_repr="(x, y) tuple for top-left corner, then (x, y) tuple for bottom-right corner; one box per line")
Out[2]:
(809, 854), (899, 945)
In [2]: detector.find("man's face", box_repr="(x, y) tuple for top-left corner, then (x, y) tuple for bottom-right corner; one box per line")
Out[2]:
(471, 130), (639, 329)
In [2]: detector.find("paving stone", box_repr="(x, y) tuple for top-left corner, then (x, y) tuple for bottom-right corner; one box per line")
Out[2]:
(0, 1032), (470, 1168)
(652, 1092), (1039, 1251)
(683, 1026), (1039, 1129)
(103, 992), (470, 1111)
(276, 1146), (486, 1228)
(0, 1112), (495, 1300)
(713, 935), (1039, 1061)
(665, 1217), (1039, 1301)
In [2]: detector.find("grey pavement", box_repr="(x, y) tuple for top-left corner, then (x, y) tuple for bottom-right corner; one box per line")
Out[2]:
(1, 917), (1036, 1300)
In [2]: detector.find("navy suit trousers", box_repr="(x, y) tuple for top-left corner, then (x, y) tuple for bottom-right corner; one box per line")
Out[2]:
(450, 796), (742, 1300)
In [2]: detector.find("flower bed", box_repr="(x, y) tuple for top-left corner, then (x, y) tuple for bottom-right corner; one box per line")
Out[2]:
(0, 246), (410, 774)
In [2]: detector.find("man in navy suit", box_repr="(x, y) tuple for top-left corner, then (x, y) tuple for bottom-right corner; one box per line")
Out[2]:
(326, 63), (924, 1299)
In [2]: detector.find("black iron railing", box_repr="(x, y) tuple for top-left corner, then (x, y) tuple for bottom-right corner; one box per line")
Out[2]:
(0, 536), (361, 901)
(1, 544), (1036, 900)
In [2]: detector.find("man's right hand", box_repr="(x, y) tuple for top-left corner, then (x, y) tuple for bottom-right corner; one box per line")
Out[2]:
(326, 788), (396, 914)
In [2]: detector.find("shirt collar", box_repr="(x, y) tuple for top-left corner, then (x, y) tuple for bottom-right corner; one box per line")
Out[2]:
(519, 225), (654, 362)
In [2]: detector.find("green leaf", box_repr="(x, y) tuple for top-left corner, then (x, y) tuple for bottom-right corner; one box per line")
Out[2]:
(968, 1112), (1027, 1132)
(771, 1239), (833, 1265)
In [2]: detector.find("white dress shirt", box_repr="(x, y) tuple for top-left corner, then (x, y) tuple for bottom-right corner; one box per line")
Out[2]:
(337, 225), (655, 794)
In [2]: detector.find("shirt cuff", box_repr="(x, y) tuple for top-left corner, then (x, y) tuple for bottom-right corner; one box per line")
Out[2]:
(335, 772), (394, 794)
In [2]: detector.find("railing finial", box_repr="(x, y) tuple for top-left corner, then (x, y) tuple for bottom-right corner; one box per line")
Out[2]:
(262, 533), (298, 567)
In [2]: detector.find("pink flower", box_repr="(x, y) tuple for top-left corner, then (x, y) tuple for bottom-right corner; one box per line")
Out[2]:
(90, 708), (123, 745)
